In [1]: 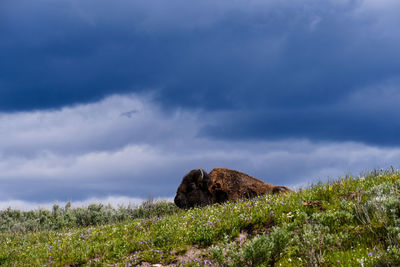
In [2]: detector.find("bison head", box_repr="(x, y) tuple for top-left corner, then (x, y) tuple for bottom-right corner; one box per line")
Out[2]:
(174, 168), (212, 209)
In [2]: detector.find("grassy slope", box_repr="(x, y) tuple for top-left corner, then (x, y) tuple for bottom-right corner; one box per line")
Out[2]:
(1, 169), (400, 266)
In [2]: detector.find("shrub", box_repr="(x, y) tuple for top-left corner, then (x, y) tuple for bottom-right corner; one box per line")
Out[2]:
(0, 199), (180, 232)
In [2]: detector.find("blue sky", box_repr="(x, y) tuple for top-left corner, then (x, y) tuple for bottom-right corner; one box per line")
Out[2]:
(1, 0), (400, 209)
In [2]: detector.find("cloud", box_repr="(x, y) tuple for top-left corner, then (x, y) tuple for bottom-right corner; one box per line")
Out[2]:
(1, 0), (400, 146)
(1, 0), (400, 209)
(202, 76), (400, 145)
(1, 94), (400, 210)
(0, 94), (198, 157)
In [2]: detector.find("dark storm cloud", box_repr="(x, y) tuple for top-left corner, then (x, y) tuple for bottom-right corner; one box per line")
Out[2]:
(202, 77), (400, 146)
(1, 0), (400, 145)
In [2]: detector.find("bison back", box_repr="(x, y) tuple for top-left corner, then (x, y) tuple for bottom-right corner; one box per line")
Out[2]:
(208, 168), (277, 202)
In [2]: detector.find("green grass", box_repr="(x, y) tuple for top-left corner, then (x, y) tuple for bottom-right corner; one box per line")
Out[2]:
(2, 168), (400, 266)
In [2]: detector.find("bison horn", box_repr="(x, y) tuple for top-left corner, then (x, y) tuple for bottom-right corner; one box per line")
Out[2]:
(198, 168), (204, 183)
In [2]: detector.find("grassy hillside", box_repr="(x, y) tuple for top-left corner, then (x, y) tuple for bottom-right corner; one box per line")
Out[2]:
(1, 168), (400, 266)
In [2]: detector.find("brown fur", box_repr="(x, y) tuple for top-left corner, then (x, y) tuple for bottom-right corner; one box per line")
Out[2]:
(174, 167), (291, 208)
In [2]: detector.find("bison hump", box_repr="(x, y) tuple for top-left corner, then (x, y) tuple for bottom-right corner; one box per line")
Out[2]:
(209, 167), (267, 186)
(208, 167), (274, 198)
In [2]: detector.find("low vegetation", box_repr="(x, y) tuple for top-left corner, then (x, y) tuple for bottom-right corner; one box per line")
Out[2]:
(0, 198), (179, 233)
(1, 168), (400, 266)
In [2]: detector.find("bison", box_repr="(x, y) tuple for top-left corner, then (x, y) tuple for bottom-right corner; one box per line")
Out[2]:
(174, 167), (291, 208)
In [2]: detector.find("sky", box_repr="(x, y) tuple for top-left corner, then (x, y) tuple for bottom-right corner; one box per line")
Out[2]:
(1, 0), (400, 210)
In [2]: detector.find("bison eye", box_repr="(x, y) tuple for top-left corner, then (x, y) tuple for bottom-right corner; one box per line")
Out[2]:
(188, 182), (197, 191)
